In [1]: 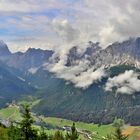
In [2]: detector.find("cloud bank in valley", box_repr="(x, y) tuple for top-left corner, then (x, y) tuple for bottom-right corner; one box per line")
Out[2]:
(46, 57), (106, 89)
(105, 70), (140, 95)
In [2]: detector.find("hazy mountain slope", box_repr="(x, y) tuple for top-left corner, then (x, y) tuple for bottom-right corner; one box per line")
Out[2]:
(0, 62), (36, 108)
(30, 65), (140, 125)
(24, 67), (54, 89)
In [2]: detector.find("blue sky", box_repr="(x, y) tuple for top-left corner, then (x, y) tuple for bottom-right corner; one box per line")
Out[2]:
(0, 0), (140, 52)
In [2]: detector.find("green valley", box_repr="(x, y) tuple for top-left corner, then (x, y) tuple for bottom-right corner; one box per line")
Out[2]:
(0, 105), (140, 140)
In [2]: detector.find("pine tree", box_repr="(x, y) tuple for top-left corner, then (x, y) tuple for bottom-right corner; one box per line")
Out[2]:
(20, 105), (38, 140)
(38, 126), (48, 140)
(65, 123), (79, 140)
(8, 122), (21, 140)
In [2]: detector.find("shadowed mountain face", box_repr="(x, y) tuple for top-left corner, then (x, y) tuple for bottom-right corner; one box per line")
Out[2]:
(0, 61), (36, 108)
(29, 65), (140, 125)
(0, 42), (53, 108)
(1, 38), (140, 124)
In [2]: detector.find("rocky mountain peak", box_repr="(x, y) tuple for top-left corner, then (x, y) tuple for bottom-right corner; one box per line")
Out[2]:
(0, 40), (11, 55)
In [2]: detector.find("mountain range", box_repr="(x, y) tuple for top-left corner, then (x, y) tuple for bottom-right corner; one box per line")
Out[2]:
(1, 38), (140, 125)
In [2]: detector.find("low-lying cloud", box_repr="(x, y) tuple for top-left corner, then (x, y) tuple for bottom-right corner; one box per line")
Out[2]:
(105, 70), (140, 95)
(46, 57), (106, 89)
(73, 68), (106, 88)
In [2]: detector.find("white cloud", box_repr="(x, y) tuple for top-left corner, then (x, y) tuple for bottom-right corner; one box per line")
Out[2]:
(0, 0), (65, 13)
(73, 0), (140, 46)
(52, 19), (80, 43)
(105, 70), (140, 95)
(1, 0), (140, 51)
(73, 68), (106, 88)
(46, 56), (106, 89)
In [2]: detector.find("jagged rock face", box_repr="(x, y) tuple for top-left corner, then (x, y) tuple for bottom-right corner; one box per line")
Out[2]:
(1, 37), (140, 73)
(66, 41), (101, 66)
(86, 38), (140, 69)
(54, 38), (140, 69)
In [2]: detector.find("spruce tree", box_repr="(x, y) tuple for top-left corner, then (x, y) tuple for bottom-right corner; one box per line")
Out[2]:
(38, 126), (48, 140)
(8, 122), (21, 140)
(20, 105), (38, 140)
(65, 123), (79, 140)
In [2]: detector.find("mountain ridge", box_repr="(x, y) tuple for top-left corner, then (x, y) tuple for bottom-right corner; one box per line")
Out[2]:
(1, 37), (140, 71)
(1, 38), (140, 124)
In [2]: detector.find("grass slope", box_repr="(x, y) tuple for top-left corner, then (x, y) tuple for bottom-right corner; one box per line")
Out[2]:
(0, 106), (21, 121)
